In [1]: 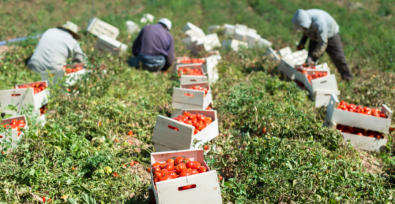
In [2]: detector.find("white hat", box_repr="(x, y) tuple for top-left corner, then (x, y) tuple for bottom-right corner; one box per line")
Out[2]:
(58, 21), (81, 39)
(158, 18), (172, 30)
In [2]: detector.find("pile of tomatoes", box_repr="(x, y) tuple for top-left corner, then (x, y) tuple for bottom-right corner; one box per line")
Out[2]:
(63, 66), (84, 74)
(17, 82), (47, 95)
(179, 58), (205, 64)
(152, 157), (208, 184)
(336, 124), (384, 139)
(178, 68), (203, 76)
(1, 119), (26, 137)
(172, 112), (213, 135)
(338, 101), (387, 118)
(307, 72), (328, 83)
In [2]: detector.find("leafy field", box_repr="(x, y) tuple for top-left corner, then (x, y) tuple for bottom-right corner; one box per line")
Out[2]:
(0, 0), (395, 203)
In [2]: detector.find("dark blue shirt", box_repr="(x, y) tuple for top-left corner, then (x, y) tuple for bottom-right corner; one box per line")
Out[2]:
(132, 23), (174, 69)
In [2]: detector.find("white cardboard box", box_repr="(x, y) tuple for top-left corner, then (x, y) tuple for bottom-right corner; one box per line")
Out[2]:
(277, 50), (308, 79)
(152, 110), (218, 151)
(126, 20), (140, 34)
(150, 149), (222, 204)
(256, 38), (272, 48)
(86, 17), (119, 39)
(172, 82), (213, 110)
(278, 47), (293, 57)
(0, 88), (48, 111)
(265, 48), (280, 61)
(294, 69), (336, 94)
(96, 35), (128, 56)
(0, 115), (28, 150)
(324, 94), (393, 133)
(246, 32), (261, 47)
(183, 22), (205, 37)
(223, 24), (235, 36)
(235, 24), (248, 32)
(314, 90), (340, 107)
(234, 29), (247, 41)
(193, 34), (221, 55)
(222, 39), (247, 52)
(176, 64), (208, 84)
(141, 13), (155, 24)
(341, 132), (387, 152)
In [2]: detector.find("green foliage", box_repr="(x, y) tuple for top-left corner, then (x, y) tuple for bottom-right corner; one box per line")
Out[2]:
(0, 0), (394, 203)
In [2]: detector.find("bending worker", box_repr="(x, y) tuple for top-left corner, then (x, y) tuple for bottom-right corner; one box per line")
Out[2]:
(128, 18), (174, 72)
(27, 21), (86, 72)
(292, 9), (353, 81)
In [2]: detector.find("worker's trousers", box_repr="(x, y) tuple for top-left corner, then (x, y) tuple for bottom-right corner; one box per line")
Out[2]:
(309, 34), (354, 81)
(127, 53), (165, 72)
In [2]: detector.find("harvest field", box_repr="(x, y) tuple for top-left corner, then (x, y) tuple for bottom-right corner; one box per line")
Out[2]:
(1, 0), (395, 203)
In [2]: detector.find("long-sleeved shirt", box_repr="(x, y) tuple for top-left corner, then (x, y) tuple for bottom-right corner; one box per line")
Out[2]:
(132, 23), (174, 69)
(27, 28), (86, 72)
(292, 9), (339, 60)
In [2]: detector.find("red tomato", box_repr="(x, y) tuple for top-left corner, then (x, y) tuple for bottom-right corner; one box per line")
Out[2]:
(195, 161), (201, 169)
(219, 175), (223, 181)
(152, 162), (161, 168)
(147, 168), (151, 173)
(3, 124), (11, 129)
(160, 169), (169, 176)
(10, 119), (17, 126)
(130, 161), (135, 166)
(168, 171), (178, 178)
(191, 169), (199, 175)
(180, 170), (192, 177)
(188, 114), (196, 120)
(175, 163), (187, 174)
(127, 131), (133, 136)
(160, 163), (166, 169)
(183, 158), (190, 164)
(175, 157), (184, 165)
(194, 129), (200, 135)
(160, 175), (172, 181)
(357, 133), (363, 136)
(183, 112), (192, 117)
(155, 172), (163, 180)
(262, 127), (266, 133)
(154, 175), (160, 183)
(204, 145), (209, 151)
(165, 163), (174, 171)
(197, 166), (207, 173)
(166, 158), (174, 164)
(153, 167), (161, 173)
(186, 161), (197, 169)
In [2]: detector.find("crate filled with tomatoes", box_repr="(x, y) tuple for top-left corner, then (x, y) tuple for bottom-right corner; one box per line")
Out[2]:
(150, 149), (222, 204)
(0, 115), (28, 150)
(62, 63), (87, 86)
(152, 110), (219, 151)
(0, 81), (49, 111)
(174, 56), (219, 84)
(172, 82), (213, 111)
(324, 94), (392, 151)
(294, 68), (337, 94)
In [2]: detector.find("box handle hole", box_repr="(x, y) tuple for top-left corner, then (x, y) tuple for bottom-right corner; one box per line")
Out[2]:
(178, 184), (196, 191)
(168, 125), (179, 131)
(11, 94), (21, 97)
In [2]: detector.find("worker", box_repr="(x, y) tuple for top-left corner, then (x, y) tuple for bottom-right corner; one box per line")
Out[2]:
(128, 18), (174, 72)
(292, 9), (354, 81)
(27, 21), (86, 73)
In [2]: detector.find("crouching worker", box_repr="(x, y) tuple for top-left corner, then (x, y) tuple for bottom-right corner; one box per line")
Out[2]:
(128, 18), (174, 72)
(292, 9), (353, 81)
(27, 21), (86, 72)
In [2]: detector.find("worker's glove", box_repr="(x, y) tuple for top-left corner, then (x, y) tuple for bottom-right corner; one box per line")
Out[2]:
(305, 56), (314, 67)
(297, 44), (305, 51)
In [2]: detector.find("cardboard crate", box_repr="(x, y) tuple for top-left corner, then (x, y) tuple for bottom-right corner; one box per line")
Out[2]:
(171, 103), (213, 118)
(0, 88), (48, 111)
(222, 39), (247, 52)
(256, 37), (272, 48)
(86, 17), (119, 39)
(223, 24), (235, 36)
(246, 33), (261, 47)
(324, 94), (393, 133)
(126, 20), (140, 34)
(234, 29), (247, 41)
(172, 82), (213, 110)
(294, 70), (336, 94)
(150, 149), (222, 204)
(96, 35), (128, 56)
(0, 115), (28, 150)
(174, 57), (218, 84)
(314, 90), (340, 108)
(265, 48), (280, 61)
(141, 13), (155, 24)
(278, 47), (293, 57)
(235, 24), (248, 32)
(340, 131), (387, 152)
(193, 34), (221, 55)
(277, 50), (308, 79)
(152, 110), (219, 151)
(176, 64), (208, 84)
(183, 22), (205, 37)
